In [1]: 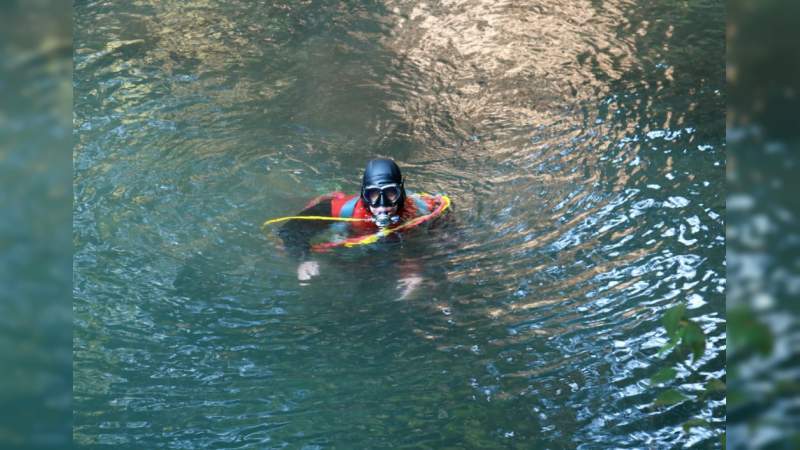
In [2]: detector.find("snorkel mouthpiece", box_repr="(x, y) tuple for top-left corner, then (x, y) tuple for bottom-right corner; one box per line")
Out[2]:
(373, 212), (400, 228)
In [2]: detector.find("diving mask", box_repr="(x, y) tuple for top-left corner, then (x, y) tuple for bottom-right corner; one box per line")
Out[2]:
(363, 183), (402, 208)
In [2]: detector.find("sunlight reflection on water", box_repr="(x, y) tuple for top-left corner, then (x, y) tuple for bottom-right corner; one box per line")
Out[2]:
(73, 0), (725, 448)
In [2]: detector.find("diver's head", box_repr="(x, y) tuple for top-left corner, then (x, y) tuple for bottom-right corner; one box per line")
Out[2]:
(361, 158), (406, 226)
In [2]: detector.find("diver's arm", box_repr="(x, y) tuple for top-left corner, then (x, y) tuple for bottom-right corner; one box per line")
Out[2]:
(276, 200), (333, 261)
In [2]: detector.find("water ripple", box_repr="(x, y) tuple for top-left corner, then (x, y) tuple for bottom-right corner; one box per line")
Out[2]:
(74, 0), (724, 447)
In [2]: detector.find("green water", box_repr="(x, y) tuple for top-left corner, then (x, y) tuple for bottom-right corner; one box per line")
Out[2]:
(0, 1), (72, 447)
(726, 1), (800, 447)
(74, 0), (725, 448)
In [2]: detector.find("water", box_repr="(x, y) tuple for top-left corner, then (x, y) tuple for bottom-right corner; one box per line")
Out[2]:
(0, 1), (72, 446)
(726, 2), (800, 447)
(74, 0), (725, 448)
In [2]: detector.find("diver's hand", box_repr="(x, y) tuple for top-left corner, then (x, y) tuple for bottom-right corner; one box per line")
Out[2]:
(297, 260), (320, 282)
(397, 275), (423, 300)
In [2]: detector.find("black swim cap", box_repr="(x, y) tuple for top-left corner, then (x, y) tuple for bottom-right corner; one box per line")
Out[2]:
(361, 158), (406, 209)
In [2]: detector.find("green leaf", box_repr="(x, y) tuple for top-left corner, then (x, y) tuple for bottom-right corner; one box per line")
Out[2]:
(657, 336), (679, 358)
(681, 320), (706, 362)
(654, 389), (689, 407)
(650, 367), (677, 384)
(663, 305), (687, 338)
(728, 307), (774, 357)
(682, 419), (710, 433)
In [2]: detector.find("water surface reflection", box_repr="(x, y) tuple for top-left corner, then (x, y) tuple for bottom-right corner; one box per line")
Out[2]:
(74, 0), (725, 447)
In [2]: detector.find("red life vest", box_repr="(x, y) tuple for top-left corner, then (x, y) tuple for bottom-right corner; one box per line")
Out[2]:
(324, 192), (438, 233)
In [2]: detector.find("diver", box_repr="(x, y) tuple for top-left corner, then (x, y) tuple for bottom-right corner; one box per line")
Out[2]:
(274, 158), (449, 290)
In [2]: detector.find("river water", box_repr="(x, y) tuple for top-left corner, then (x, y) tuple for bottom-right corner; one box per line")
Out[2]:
(74, 0), (725, 448)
